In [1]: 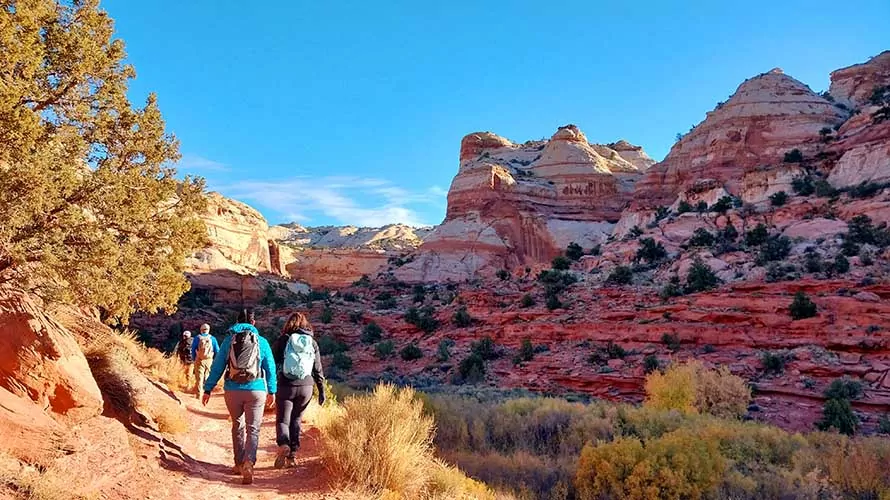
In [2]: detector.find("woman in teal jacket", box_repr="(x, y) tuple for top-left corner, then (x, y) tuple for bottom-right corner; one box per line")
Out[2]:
(202, 308), (277, 485)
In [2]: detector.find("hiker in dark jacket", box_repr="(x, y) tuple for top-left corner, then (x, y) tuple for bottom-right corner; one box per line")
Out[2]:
(175, 331), (194, 387)
(202, 308), (276, 485)
(270, 311), (326, 469)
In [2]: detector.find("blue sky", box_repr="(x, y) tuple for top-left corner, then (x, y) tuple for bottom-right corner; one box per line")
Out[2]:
(104, 0), (888, 228)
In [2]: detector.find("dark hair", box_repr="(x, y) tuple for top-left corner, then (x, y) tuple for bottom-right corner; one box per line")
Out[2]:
(236, 308), (255, 324)
(282, 312), (313, 335)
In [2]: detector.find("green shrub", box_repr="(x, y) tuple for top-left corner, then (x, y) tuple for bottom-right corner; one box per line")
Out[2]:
(824, 378), (863, 401)
(452, 305), (474, 327)
(545, 294), (562, 310)
(457, 353), (486, 384)
(320, 306), (334, 324)
(769, 191), (788, 207)
(520, 294), (535, 308)
(817, 398), (858, 435)
(789, 292), (817, 320)
(405, 306), (440, 333)
(412, 284), (426, 303)
(643, 354), (660, 374)
(400, 343), (423, 361)
(784, 149), (803, 162)
(332, 352), (353, 371)
(841, 239), (861, 257)
(655, 206), (670, 221)
(375, 340), (395, 359)
(846, 214), (890, 247)
(318, 335), (348, 355)
(815, 179), (837, 197)
(662, 333), (681, 352)
(551, 255), (571, 270)
(757, 235), (791, 264)
(688, 228), (715, 247)
(342, 292), (358, 302)
(588, 245), (601, 256)
(352, 274), (371, 287)
(348, 310), (363, 324)
(685, 258), (720, 293)
(804, 252), (823, 273)
(537, 269), (577, 296)
(710, 196), (733, 214)
(377, 297), (397, 309)
(696, 201), (709, 213)
(833, 254), (850, 274)
(436, 338), (454, 362)
(848, 181), (888, 199)
(636, 237), (666, 264)
(607, 266), (633, 285)
(761, 351), (787, 374)
(879, 415), (890, 434)
(660, 276), (684, 299)
(518, 338), (534, 362)
(496, 269), (510, 280)
(792, 176), (815, 196)
(745, 223), (769, 246)
(628, 226), (644, 238)
(566, 242), (584, 261)
(677, 200), (693, 214)
(470, 336), (499, 360)
(361, 321), (384, 344)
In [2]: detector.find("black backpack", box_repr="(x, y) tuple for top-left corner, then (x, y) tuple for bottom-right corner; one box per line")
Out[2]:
(227, 329), (261, 383)
(177, 340), (193, 363)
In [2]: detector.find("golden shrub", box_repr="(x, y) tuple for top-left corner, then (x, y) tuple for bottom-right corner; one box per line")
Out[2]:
(644, 360), (749, 418)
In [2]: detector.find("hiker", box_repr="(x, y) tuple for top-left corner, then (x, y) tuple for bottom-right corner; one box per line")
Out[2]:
(201, 308), (277, 485)
(175, 330), (194, 387)
(191, 323), (219, 399)
(270, 312), (326, 469)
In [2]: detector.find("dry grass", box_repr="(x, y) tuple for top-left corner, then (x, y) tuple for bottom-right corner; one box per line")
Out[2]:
(319, 383), (508, 499)
(0, 451), (93, 500)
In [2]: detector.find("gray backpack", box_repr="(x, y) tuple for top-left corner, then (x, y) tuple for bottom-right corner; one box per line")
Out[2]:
(227, 330), (261, 383)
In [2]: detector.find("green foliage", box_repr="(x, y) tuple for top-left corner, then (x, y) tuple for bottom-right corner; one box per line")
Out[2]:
(377, 297), (397, 309)
(792, 176), (815, 196)
(361, 321), (384, 344)
(0, 0), (209, 324)
(869, 85), (890, 123)
(348, 310), (363, 324)
(470, 336), (499, 360)
(588, 245), (601, 256)
(495, 269), (510, 280)
(628, 226), (644, 238)
(815, 179), (837, 197)
(320, 306), (334, 324)
(783, 149), (803, 162)
(551, 255), (571, 270)
(879, 414), (890, 434)
(685, 258), (720, 294)
(342, 292), (358, 302)
(710, 196), (734, 214)
(436, 338), (454, 362)
(757, 235), (792, 264)
(833, 254), (850, 274)
(520, 294), (535, 308)
(331, 352), (353, 371)
(405, 305), (440, 333)
(841, 239), (861, 257)
(518, 338), (535, 362)
(565, 242), (584, 261)
(352, 274), (371, 287)
(452, 305), (474, 327)
(688, 228), (715, 247)
(789, 291), (817, 320)
(677, 200), (693, 214)
(654, 206), (670, 222)
(817, 398), (858, 435)
(848, 181), (890, 199)
(766, 263), (799, 283)
(804, 252), (823, 273)
(824, 378), (863, 401)
(643, 354), (660, 374)
(607, 266), (633, 285)
(374, 340), (395, 359)
(635, 237), (666, 263)
(761, 351), (787, 374)
(846, 214), (890, 247)
(399, 343), (423, 361)
(537, 269), (577, 294)
(412, 284), (426, 303)
(457, 353), (486, 384)
(745, 223), (770, 247)
(696, 200), (709, 213)
(318, 335), (348, 355)
(662, 333), (681, 352)
(769, 191), (788, 207)
(660, 276), (684, 300)
(546, 294), (562, 310)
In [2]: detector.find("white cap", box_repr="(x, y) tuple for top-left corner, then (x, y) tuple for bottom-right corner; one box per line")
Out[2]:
(182, 330), (192, 338)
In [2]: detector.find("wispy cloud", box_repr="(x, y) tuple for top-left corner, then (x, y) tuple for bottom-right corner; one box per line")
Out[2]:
(177, 153), (228, 172)
(218, 176), (446, 227)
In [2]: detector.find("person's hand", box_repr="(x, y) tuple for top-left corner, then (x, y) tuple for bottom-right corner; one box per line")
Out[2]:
(318, 392), (326, 407)
(266, 394), (275, 408)
(201, 393), (211, 406)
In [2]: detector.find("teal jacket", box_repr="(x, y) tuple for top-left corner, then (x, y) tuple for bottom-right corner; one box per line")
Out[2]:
(203, 324), (277, 394)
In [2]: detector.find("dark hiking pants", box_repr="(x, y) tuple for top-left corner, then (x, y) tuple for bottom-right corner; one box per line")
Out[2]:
(275, 384), (313, 456)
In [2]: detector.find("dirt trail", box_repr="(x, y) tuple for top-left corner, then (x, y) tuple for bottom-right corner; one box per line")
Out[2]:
(140, 391), (359, 500)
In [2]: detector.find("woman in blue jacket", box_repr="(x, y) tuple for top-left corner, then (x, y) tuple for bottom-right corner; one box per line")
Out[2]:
(202, 308), (276, 485)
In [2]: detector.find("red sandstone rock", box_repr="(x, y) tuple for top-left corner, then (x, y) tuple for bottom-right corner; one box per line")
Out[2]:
(829, 50), (890, 108)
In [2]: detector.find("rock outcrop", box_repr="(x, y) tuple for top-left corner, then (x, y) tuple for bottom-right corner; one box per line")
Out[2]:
(634, 68), (846, 209)
(285, 249), (392, 289)
(829, 50), (890, 108)
(395, 125), (650, 282)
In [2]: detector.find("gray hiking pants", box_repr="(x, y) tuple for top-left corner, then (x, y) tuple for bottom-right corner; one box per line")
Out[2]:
(275, 384), (314, 455)
(224, 390), (266, 466)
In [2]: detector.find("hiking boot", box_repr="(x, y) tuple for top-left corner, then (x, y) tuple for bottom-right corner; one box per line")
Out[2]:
(273, 444), (290, 469)
(285, 455), (296, 469)
(241, 461), (254, 485)
(230, 463), (241, 475)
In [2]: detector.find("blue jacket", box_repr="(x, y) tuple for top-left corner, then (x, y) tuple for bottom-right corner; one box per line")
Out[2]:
(190, 333), (220, 361)
(203, 324), (277, 395)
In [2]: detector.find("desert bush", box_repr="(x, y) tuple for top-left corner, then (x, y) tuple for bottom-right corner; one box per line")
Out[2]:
(518, 338), (535, 363)
(458, 354), (486, 384)
(761, 351), (788, 374)
(661, 333), (681, 352)
(348, 310), (363, 324)
(353, 274), (372, 287)
(606, 266), (633, 285)
(496, 269), (511, 280)
(846, 214), (890, 247)
(545, 294), (562, 310)
(685, 258), (720, 293)
(688, 228), (715, 248)
(318, 335), (348, 355)
(757, 235), (791, 264)
(436, 338), (454, 362)
(453, 306), (474, 327)
(815, 179), (837, 197)
(792, 176), (815, 196)
(471, 336), (500, 360)
(644, 361), (749, 419)
(696, 201), (709, 213)
(833, 254), (850, 274)
(332, 352), (353, 371)
(566, 242), (584, 261)
(745, 223), (770, 247)
(520, 294), (535, 308)
(635, 237), (666, 264)
(677, 200), (693, 214)
(643, 354), (660, 374)
(817, 378), (863, 436)
(878, 414), (890, 434)
(655, 206), (670, 221)
(400, 343), (424, 361)
(361, 322), (384, 344)
(660, 276), (684, 299)
(537, 269), (577, 295)
(710, 196), (734, 214)
(317, 384), (434, 496)
(405, 305), (441, 333)
(769, 191), (788, 207)
(848, 181), (889, 199)
(789, 291), (817, 320)
(815, 435), (890, 499)
(375, 340), (395, 359)
(784, 149), (803, 162)
(551, 255), (571, 270)
(320, 306), (334, 324)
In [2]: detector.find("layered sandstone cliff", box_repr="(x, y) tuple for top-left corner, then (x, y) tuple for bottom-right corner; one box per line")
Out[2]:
(394, 125), (651, 282)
